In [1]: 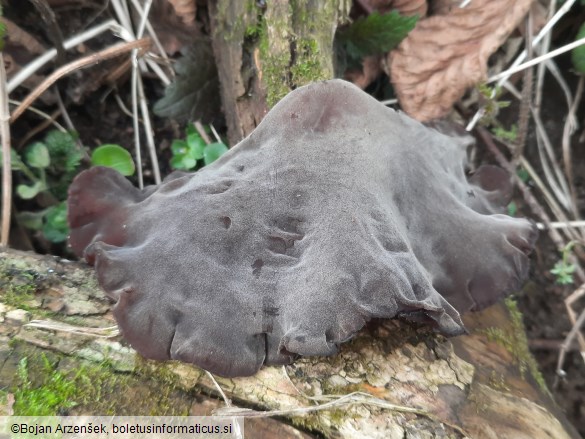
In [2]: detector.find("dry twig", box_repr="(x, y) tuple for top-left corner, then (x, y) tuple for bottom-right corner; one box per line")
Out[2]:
(11, 38), (151, 123)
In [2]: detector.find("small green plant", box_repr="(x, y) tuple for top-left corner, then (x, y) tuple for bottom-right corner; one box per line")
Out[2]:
(492, 124), (518, 142)
(1, 130), (82, 243)
(3, 131), (137, 244)
(14, 356), (77, 416)
(551, 241), (577, 285)
(91, 144), (135, 176)
(477, 83), (511, 126)
(170, 124), (228, 170)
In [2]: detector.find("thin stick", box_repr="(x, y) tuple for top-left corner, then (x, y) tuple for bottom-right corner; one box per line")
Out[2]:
(496, 0), (577, 88)
(7, 19), (132, 93)
(11, 38), (151, 123)
(488, 36), (585, 84)
(137, 73), (161, 184)
(0, 55), (11, 247)
(131, 57), (143, 189)
(194, 121), (212, 145)
(555, 288), (585, 385)
(477, 127), (585, 283)
(512, 11), (533, 168)
(562, 76), (584, 219)
(8, 99), (66, 133)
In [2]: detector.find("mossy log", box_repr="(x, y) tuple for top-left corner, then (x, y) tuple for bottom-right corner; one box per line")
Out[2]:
(0, 248), (580, 438)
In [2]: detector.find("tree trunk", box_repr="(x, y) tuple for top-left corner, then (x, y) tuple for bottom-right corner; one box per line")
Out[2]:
(209, 0), (351, 145)
(0, 248), (580, 438)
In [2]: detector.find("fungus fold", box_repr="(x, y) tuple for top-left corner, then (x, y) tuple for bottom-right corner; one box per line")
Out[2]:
(68, 80), (537, 377)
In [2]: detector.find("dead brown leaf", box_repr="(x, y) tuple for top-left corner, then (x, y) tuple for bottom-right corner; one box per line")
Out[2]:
(344, 55), (383, 89)
(369, 0), (428, 17)
(388, 0), (534, 121)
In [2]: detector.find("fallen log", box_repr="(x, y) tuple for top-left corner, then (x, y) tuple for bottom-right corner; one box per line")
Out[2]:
(0, 248), (580, 438)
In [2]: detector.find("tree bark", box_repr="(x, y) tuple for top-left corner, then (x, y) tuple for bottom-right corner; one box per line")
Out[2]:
(0, 248), (580, 438)
(209, 0), (351, 145)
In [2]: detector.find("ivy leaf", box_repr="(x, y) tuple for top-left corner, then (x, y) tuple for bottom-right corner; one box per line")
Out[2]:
(42, 202), (69, 243)
(154, 40), (221, 122)
(203, 142), (229, 165)
(338, 11), (418, 60)
(91, 144), (135, 176)
(25, 142), (50, 169)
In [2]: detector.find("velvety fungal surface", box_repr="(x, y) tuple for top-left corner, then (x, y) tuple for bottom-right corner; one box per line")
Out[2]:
(68, 79), (537, 377)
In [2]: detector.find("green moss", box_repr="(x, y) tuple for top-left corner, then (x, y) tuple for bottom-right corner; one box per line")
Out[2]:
(8, 344), (194, 416)
(0, 261), (39, 310)
(484, 298), (548, 394)
(13, 355), (77, 416)
(291, 39), (329, 85)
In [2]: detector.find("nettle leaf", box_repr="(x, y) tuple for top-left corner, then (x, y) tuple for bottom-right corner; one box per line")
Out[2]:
(572, 22), (585, 73)
(154, 40), (221, 122)
(25, 142), (50, 169)
(203, 142), (229, 165)
(91, 144), (135, 176)
(43, 202), (69, 243)
(338, 11), (418, 60)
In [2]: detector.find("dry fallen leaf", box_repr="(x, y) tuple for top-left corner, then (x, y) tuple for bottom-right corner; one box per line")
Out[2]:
(388, 0), (534, 121)
(369, 0), (428, 17)
(344, 55), (383, 89)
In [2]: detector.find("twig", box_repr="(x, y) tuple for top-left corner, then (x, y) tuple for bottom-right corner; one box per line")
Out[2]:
(512, 11), (533, 168)
(555, 284), (585, 386)
(476, 127), (585, 283)
(488, 36), (585, 84)
(537, 221), (585, 231)
(24, 320), (119, 338)
(204, 371), (243, 439)
(11, 38), (151, 123)
(561, 75), (584, 219)
(7, 19), (132, 93)
(8, 99), (66, 133)
(0, 55), (11, 247)
(28, 0), (66, 65)
(534, 0), (555, 111)
(194, 121), (212, 145)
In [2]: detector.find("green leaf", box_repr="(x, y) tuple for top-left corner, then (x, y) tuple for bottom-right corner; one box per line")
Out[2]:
(203, 142), (228, 165)
(171, 139), (189, 155)
(572, 22), (585, 73)
(338, 11), (418, 60)
(43, 202), (69, 243)
(507, 201), (517, 217)
(91, 144), (135, 176)
(153, 41), (221, 122)
(16, 181), (45, 199)
(25, 142), (50, 168)
(170, 154), (197, 170)
(44, 130), (82, 172)
(3, 150), (27, 171)
(186, 132), (206, 160)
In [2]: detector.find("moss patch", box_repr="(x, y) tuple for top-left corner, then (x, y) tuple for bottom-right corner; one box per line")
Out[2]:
(7, 346), (193, 416)
(484, 298), (548, 394)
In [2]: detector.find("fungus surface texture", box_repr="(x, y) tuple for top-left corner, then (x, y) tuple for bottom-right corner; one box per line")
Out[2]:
(68, 79), (537, 377)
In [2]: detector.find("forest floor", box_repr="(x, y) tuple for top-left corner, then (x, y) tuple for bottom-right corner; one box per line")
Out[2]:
(1, 1), (584, 436)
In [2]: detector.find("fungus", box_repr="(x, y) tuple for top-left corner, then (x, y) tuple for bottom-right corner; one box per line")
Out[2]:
(67, 79), (537, 378)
